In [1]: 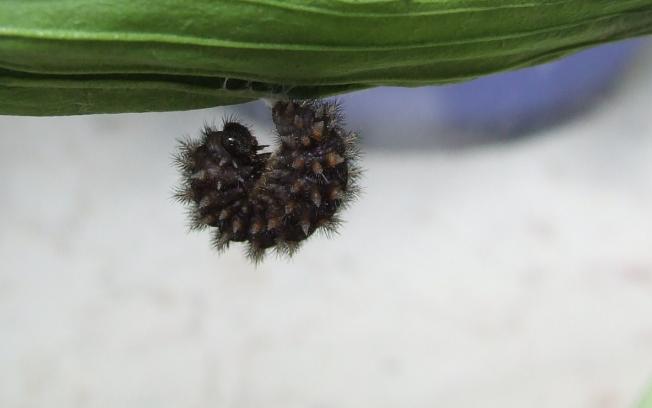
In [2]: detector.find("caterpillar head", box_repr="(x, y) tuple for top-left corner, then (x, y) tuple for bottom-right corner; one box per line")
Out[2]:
(202, 121), (265, 166)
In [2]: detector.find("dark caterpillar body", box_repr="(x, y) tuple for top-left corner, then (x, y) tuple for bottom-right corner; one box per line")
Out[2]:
(174, 100), (360, 262)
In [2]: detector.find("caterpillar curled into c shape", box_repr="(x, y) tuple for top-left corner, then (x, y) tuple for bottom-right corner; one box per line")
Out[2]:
(174, 99), (361, 262)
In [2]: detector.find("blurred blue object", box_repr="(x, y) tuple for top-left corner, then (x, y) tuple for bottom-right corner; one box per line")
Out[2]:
(436, 39), (643, 131)
(341, 39), (645, 148)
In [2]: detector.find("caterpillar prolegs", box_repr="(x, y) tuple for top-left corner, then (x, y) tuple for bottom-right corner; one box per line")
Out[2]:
(174, 100), (361, 262)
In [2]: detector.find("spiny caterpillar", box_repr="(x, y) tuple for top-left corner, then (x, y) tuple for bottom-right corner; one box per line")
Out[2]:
(174, 99), (360, 262)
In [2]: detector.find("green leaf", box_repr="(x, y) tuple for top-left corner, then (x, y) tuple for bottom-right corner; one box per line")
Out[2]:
(641, 382), (652, 408)
(1, 0), (652, 115)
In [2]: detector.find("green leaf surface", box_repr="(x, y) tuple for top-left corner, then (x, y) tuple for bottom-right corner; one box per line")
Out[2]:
(641, 382), (652, 408)
(1, 0), (652, 115)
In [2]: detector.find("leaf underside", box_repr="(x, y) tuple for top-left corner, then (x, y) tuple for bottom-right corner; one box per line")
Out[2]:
(1, 0), (652, 116)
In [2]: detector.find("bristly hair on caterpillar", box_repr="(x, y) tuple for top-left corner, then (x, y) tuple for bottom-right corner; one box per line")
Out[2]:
(173, 99), (361, 263)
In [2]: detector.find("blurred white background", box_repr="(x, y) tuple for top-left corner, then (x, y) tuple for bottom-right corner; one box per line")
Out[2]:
(1, 42), (652, 408)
